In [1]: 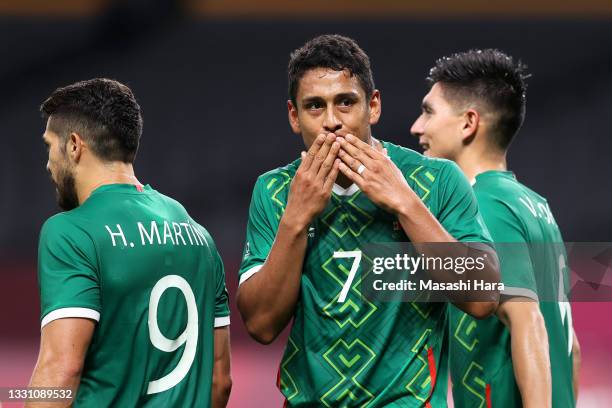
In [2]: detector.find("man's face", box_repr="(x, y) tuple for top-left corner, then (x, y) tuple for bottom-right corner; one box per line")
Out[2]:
(410, 83), (465, 160)
(288, 68), (380, 148)
(43, 121), (79, 211)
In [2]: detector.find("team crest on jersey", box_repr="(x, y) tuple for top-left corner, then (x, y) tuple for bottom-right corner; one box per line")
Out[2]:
(308, 226), (316, 238)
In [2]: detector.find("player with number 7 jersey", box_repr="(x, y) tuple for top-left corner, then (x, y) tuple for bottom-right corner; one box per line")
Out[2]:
(237, 35), (498, 407)
(239, 142), (492, 407)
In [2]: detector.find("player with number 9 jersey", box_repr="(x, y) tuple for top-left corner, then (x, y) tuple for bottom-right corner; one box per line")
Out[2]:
(38, 183), (230, 407)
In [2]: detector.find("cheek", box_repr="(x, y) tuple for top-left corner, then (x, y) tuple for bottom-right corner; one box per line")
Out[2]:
(48, 148), (67, 177)
(296, 118), (319, 148)
(298, 112), (321, 134)
(341, 109), (369, 135)
(49, 149), (60, 167)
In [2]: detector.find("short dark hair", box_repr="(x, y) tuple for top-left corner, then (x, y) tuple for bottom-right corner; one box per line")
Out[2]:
(427, 49), (529, 150)
(288, 34), (375, 106)
(41, 78), (143, 163)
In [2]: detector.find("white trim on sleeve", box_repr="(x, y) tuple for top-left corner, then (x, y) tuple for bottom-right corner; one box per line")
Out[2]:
(501, 287), (539, 301)
(239, 264), (264, 286)
(41, 307), (100, 329)
(214, 316), (230, 327)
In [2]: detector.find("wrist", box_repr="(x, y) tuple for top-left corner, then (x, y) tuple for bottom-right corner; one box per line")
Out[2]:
(279, 211), (310, 236)
(393, 189), (420, 218)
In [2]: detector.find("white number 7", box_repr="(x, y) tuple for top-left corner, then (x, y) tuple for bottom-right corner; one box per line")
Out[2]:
(334, 250), (362, 303)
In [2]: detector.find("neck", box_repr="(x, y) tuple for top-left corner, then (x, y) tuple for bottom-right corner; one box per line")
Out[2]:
(455, 146), (507, 183)
(335, 173), (353, 188)
(76, 161), (141, 205)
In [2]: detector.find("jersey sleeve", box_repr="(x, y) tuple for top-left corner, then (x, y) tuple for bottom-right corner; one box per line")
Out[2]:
(191, 223), (230, 328)
(434, 161), (492, 243)
(474, 191), (538, 300)
(238, 176), (279, 286)
(212, 242), (230, 328)
(37, 215), (101, 329)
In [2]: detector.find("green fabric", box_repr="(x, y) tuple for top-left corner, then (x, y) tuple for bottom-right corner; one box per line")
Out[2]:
(38, 184), (229, 407)
(239, 142), (491, 407)
(450, 171), (575, 408)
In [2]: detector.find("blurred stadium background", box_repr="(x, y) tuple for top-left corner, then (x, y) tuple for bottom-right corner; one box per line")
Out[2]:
(1, 0), (611, 406)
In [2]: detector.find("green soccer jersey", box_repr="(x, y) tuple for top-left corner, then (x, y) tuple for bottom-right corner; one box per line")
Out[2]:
(38, 184), (230, 407)
(239, 141), (491, 407)
(449, 171), (574, 408)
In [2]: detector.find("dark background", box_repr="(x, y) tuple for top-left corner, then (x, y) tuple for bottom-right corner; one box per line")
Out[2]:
(0, 1), (611, 406)
(2, 15), (612, 258)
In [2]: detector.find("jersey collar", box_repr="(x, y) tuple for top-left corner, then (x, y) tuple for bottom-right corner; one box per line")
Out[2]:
(90, 183), (152, 196)
(474, 170), (516, 185)
(332, 183), (360, 196)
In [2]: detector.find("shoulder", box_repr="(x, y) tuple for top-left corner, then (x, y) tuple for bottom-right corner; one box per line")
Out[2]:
(519, 182), (550, 205)
(39, 212), (97, 260)
(472, 178), (529, 233)
(40, 211), (86, 239)
(385, 141), (461, 179)
(256, 159), (300, 185)
(153, 189), (191, 216)
(474, 174), (540, 212)
(250, 159), (300, 201)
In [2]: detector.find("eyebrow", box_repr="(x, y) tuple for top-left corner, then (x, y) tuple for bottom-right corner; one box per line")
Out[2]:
(335, 92), (359, 101)
(422, 100), (433, 111)
(301, 91), (360, 104)
(301, 96), (325, 105)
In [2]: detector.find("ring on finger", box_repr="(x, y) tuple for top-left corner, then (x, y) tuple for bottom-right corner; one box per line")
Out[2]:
(357, 164), (366, 175)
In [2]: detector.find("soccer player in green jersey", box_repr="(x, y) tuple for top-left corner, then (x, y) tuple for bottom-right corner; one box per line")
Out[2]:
(237, 34), (500, 407)
(27, 79), (231, 407)
(411, 49), (580, 407)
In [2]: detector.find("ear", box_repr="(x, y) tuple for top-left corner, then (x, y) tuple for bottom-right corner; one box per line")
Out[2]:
(67, 132), (85, 163)
(461, 108), (480, 143)
(287, 100), (301, 135)
(368, 89), (382, 125)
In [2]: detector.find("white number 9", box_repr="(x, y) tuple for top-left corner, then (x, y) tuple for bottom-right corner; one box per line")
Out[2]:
(147, 275), (198, 394)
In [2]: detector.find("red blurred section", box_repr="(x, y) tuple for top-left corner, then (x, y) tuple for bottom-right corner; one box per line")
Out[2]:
(1, 260), (610, 406)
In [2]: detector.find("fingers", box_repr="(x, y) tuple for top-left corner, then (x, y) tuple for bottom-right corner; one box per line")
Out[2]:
(337, 148), (365, 175)
(338, 160), (365, 187)
(336, 135), (373, 168)
(301, 134), (327, 171)
(323, 159), (341, 192)
(316, 140), (341, 183)
(310, 133), (337, 174)
(352, 134), (384, 160)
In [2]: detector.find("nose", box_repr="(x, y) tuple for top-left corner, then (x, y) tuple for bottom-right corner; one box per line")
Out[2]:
(322, 108), (342, 134)
(410, 115), (424, 137)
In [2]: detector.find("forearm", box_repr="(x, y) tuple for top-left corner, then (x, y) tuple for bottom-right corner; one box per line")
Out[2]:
(237, 216), (308, 343)
(397, 196), (499, 317)
(396, 196), (454, 243)
(572, 332), (581, 402)
(26, 361), (80, 408)
(212, 375), (231, 408)
(508, 308), (552, 407)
